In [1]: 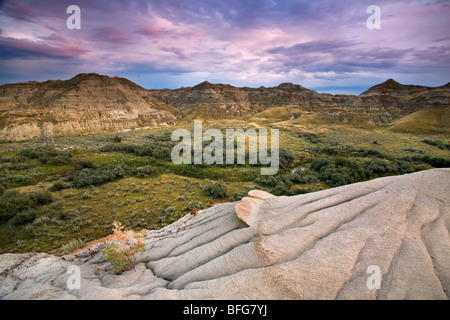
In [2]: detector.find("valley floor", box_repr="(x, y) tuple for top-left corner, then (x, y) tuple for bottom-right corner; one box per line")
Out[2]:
(0, 121), (449, 255)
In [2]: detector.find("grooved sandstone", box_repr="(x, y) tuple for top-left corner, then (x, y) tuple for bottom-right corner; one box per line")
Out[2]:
(1, 169), (449, 300)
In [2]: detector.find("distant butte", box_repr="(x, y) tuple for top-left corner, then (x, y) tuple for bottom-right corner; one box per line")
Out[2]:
(0, 74), (448, 141)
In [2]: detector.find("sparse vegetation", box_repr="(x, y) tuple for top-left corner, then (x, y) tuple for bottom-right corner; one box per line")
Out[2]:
(0, 190), (52, 225)
(19, 147), (72, 165)
(0, 122), (448, 255)
(113, 135), (122, 143)
(62, 238), (86, 255)
(70, 164), (126, 188)
(102, 221), (145, 274)
(203, 182), (227, 198)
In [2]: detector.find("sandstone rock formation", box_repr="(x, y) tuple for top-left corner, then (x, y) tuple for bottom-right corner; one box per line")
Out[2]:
(1, 75), (449, 141)
(1, 169), (448, 300)
(150, 79), (450, 128)
(0, 73), (179, 141)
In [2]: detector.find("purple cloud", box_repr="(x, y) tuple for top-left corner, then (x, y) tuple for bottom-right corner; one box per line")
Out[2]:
(91, 26), (129, 43)
(0, 0), (449, 92)
(0, 36), (89, 60)
(0, 0), (36, 22)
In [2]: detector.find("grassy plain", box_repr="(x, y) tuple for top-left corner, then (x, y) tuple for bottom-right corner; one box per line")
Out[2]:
(0, 120), (449, 255)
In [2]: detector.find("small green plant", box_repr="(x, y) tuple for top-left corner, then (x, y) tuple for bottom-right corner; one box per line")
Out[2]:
(113, 135), (122, 143)
(62, 238), (85, 255)
(102, 221), (145, 274)
(202, 182), (227, 198)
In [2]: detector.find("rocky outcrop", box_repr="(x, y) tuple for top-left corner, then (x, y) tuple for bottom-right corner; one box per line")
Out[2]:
(1, 75), (449, 140)
(150, 79), (449, 127)
(1, 169), (449, 300)
(0, 73), (180, 141)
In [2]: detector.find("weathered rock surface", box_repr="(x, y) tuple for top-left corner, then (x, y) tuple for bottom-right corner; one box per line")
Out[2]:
(0, 73), (179, 141)
(1, 75), (449, 141)
(1, 169), (449, 299)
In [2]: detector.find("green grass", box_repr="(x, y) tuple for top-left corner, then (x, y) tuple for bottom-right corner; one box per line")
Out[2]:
(0, 120), (448, 255)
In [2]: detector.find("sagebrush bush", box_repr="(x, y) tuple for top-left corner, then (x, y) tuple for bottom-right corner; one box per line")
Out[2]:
(70, 164), (126, 188)
(8, 210), (38, 226)
(19, 147), (72, 165)
(0, 190), (52, 224)
(62, 238), (85, 255)
(229, 191), (245, 202)
(73, 160), (96, 170)
(183, 201), (204, 212)
(48, 180), (70, 192)
(131, 165), (158, 178)
(100, 141), (174, 161)
(203, 182), (227, 198)
(102, 221), (145, 274)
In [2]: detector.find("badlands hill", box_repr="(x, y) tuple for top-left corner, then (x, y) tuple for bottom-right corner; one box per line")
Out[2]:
(0, 73), (180, 141)
(0, 74), (449, 141)
(1, 169), (449, 300)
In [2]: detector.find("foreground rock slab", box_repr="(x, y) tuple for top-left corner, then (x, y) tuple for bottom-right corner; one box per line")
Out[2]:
(1, 169), (449, 300)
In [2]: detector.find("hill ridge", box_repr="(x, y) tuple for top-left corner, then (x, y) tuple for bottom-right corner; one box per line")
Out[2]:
(0, 73), (449, 140)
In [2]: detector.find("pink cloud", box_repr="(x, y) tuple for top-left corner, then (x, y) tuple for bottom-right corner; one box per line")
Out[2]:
(0, 36), (89, 59)
(92, 27), (128, 43)
(137, 26), (171, 38)
(1, 0), (36, 22)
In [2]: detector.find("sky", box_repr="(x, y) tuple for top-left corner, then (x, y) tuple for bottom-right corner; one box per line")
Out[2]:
(0, 0), (449, 94)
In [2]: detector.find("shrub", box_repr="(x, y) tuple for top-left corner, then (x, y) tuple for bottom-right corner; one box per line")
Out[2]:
(62, 238), (85, 255)
(113, 135), (122, 143)
(253, 175), (278, 187)
(131, 165), (158, 178)
(0, 190), (52, 224)
(30, 190), (53, 205)
(203, 182), (227, 198)
(100, 142), (174, 161)
(422, 139), (450, 150)
(59, 209), (78, 221)
(19, 147), (72, 165)
(48, 180), (70, 192)
(229, 191), (245, 202)
(278, 148), (295, 169)
(70, 164), (126, 188)
(289, 170), (319, 184)
(47, 155), (72, 166)
(299, 132), (322, 144)
(366, 159), (389, 175)
(310, 157), (334, 172)
(9, 210), (38, 226)
(420, 156), (450, 168)
(271, 177), (293, 196)
(162, 206), (175, 215)
(387, 159), (415, 175)
(73, 160), (96, 170)
(102, 221), (145, 274)
(183, 201), (204, 212)
(310, 157), (367, 187)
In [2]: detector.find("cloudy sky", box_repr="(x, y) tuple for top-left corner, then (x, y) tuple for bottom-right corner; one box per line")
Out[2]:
(0, 0), (449, 94)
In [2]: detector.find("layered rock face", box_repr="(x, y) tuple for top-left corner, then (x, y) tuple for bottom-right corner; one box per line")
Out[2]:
(1, 75), (449, 141)
(1, 169), (448, 300)
(0, 73), (179, 141)
(150, 79), (450, 126)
